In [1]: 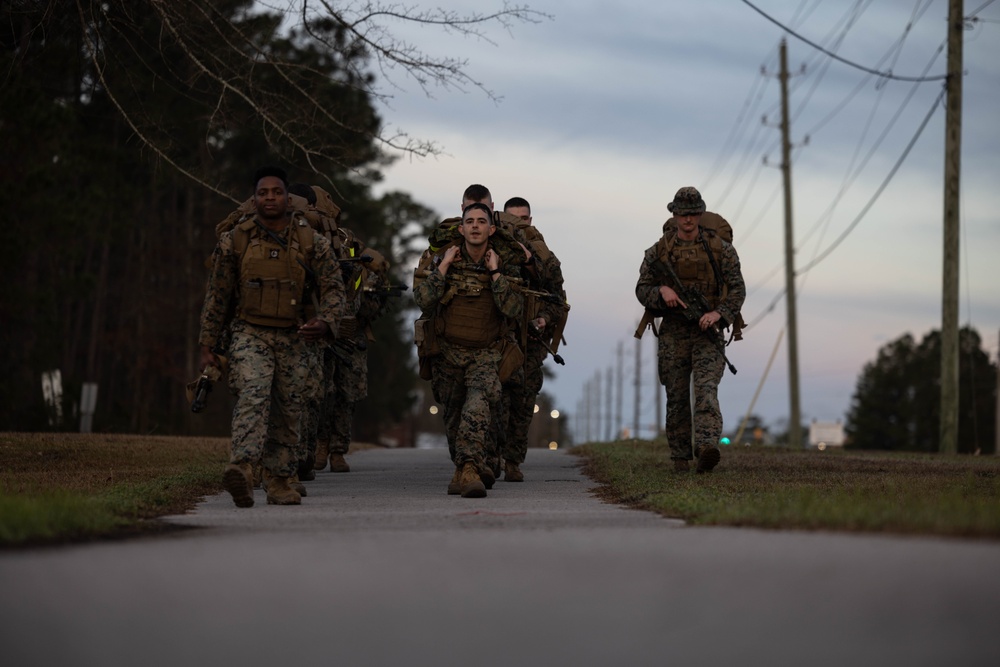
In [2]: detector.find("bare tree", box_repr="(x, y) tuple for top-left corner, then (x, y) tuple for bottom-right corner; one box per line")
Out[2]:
(58, 0), (549, 200)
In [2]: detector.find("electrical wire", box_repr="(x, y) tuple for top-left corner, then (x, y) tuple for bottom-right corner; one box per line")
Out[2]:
(741, 0), (948, 82)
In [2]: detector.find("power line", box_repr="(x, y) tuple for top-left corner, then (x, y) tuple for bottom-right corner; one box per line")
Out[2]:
(796, 85), (946, 274)
(741, 0), (948, 82)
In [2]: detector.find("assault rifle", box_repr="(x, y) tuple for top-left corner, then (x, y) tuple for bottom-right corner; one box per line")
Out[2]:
(188, 363), (223, 413)
(339, 255), (373, 266)
(647, 257), (737, 375)
(363, 284), (409, 298)
(529, 322), (565, 365)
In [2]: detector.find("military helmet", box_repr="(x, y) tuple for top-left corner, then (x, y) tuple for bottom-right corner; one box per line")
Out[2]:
(667, 186), (706, 215)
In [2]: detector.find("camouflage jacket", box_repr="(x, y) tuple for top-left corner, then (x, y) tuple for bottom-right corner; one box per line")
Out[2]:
(413, 243), (523, 323)
(635, 231), (745, 330)
(198, 219), (347, 349)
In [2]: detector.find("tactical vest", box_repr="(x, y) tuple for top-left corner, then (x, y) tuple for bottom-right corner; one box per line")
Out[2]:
(437, 262), (503, 348)
(658, 230), (726, 310)
(232, 217), (315, 328)
(513, 219), (553, 264)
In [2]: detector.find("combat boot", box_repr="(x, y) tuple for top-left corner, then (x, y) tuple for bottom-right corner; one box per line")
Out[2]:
(479, 465), (495, 490)
(329, 452), (351, 473)
(313, 441), (329, 472)
(696, 445), (721, 474)
(459, 462), (487, 498)
(673, 459), (690, 473)
(266, 475), (302, 505)
(223, 463), (254, 508)
(447, 466), (462, 495)
(504, 460), (524, 482)
(298, 453), (316, 481)
(290, 474), (308, 497)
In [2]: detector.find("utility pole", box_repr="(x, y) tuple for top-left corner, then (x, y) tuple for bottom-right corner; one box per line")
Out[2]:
(779, 38), (803, 448)
(634, 335), (642, 438)
(653, 336), (662, 438)
(594, 370), (602, 442)
(995, 329), (999, 456)
(616, 341), (624, 440)
(605, 366), (613, 441)
(940, 0), (963, 455)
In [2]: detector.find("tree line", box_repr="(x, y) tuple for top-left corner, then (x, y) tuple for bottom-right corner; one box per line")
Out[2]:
(1, 0), (550, 437)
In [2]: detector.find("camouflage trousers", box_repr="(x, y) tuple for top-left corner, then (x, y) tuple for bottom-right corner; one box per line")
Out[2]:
(657, 318), (726, 461)
(227, 321), (320, 477)
(298, 341), (327, 463)
(318, 341), (368, 454)
(430, 341), (502, 470)
(501, 340), (547, 465)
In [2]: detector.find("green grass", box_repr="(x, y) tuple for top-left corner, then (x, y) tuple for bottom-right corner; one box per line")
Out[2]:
(573, 439), (1000, 539)
(5, 433), (999, 546)
(0, 433), (228, 547)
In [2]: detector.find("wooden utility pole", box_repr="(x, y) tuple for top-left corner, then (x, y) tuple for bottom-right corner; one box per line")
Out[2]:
(634, 335), (642, 438)
(779, 39), (803, 448)
(616, 341), (624, 440)
(653, 336), (662, 438)
(995, 329), (999, 456)
(594, 371), (602, 442)
(605, 366), (613, 441)
(940, 0), (963, 454)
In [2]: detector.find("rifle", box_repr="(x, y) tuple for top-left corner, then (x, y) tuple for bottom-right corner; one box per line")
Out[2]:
(188, 364), (223, 413)
(646, 257), (737, 375)
(363, 283), (409, 298)
(529, 323), (565, 365)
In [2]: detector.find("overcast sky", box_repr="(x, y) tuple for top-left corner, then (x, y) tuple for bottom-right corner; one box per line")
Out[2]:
(371, 0), (1000, 442)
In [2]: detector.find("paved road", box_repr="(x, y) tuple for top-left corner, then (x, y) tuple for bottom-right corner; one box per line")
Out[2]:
(2, 447), (998, 667)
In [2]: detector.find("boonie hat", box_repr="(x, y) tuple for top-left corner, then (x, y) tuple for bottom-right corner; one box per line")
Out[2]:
(667, 186), (706, 215)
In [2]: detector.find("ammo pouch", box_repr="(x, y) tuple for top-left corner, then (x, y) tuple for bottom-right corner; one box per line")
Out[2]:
(338, 316), (358, 340)
(494, 337), (524, 384)
(414, 316), (440, 381)
(240, 276), (301, 327)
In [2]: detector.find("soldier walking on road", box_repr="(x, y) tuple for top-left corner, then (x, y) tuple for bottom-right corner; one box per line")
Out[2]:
(499, 196), (567, 482)
(635, 187), (745, 473)
(413, 202), (523, 497)
(198, 166), (345, 507)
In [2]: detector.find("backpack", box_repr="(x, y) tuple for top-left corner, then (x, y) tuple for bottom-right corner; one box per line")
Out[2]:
(635, 210), (745, 342)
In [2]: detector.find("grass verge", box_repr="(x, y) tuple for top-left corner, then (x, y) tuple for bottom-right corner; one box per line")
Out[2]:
(0, 433), (228, 547)
(573, 439), (1000, 539)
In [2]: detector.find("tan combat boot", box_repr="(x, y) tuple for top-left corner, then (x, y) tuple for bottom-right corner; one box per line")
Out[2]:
(289, 474), (308, 497)
(504, 460), (524, 482)
(447, 465), (462, 495)
(329, 452), (351, 473)
(459, 462), (487, 498)
(313, 440), (329, 472)
(266, 475), (302, 505)
(479, 464), (495, 490)
(696, 445), (721, 474)
(223, 463), (254, 508)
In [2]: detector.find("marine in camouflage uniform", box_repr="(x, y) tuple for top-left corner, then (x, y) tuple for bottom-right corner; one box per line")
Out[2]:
(498, 197), (568, 482)
(316, 256), (390, 472)
(635, 187), (745, 473)
(199, 167), (345, 507)
(413, 202), (523, 498)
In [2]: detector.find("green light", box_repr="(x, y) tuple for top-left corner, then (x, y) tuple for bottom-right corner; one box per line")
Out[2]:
(719, 437), (731, 445)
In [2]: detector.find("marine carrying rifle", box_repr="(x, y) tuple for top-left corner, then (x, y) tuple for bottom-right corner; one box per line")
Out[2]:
(529, 322), (565, 365)
(643, 257), (737, 375)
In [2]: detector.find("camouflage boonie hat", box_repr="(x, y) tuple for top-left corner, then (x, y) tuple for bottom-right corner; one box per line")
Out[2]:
(667, 186), (706, 215)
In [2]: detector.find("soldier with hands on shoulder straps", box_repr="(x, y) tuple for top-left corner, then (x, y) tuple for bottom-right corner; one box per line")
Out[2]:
(198, 166), (345, 507)
(413, 202), (524, 498)
(635, 186), (745, 474)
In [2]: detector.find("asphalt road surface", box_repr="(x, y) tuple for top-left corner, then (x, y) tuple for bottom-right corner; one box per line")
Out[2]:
(2, 447), (998, 667)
